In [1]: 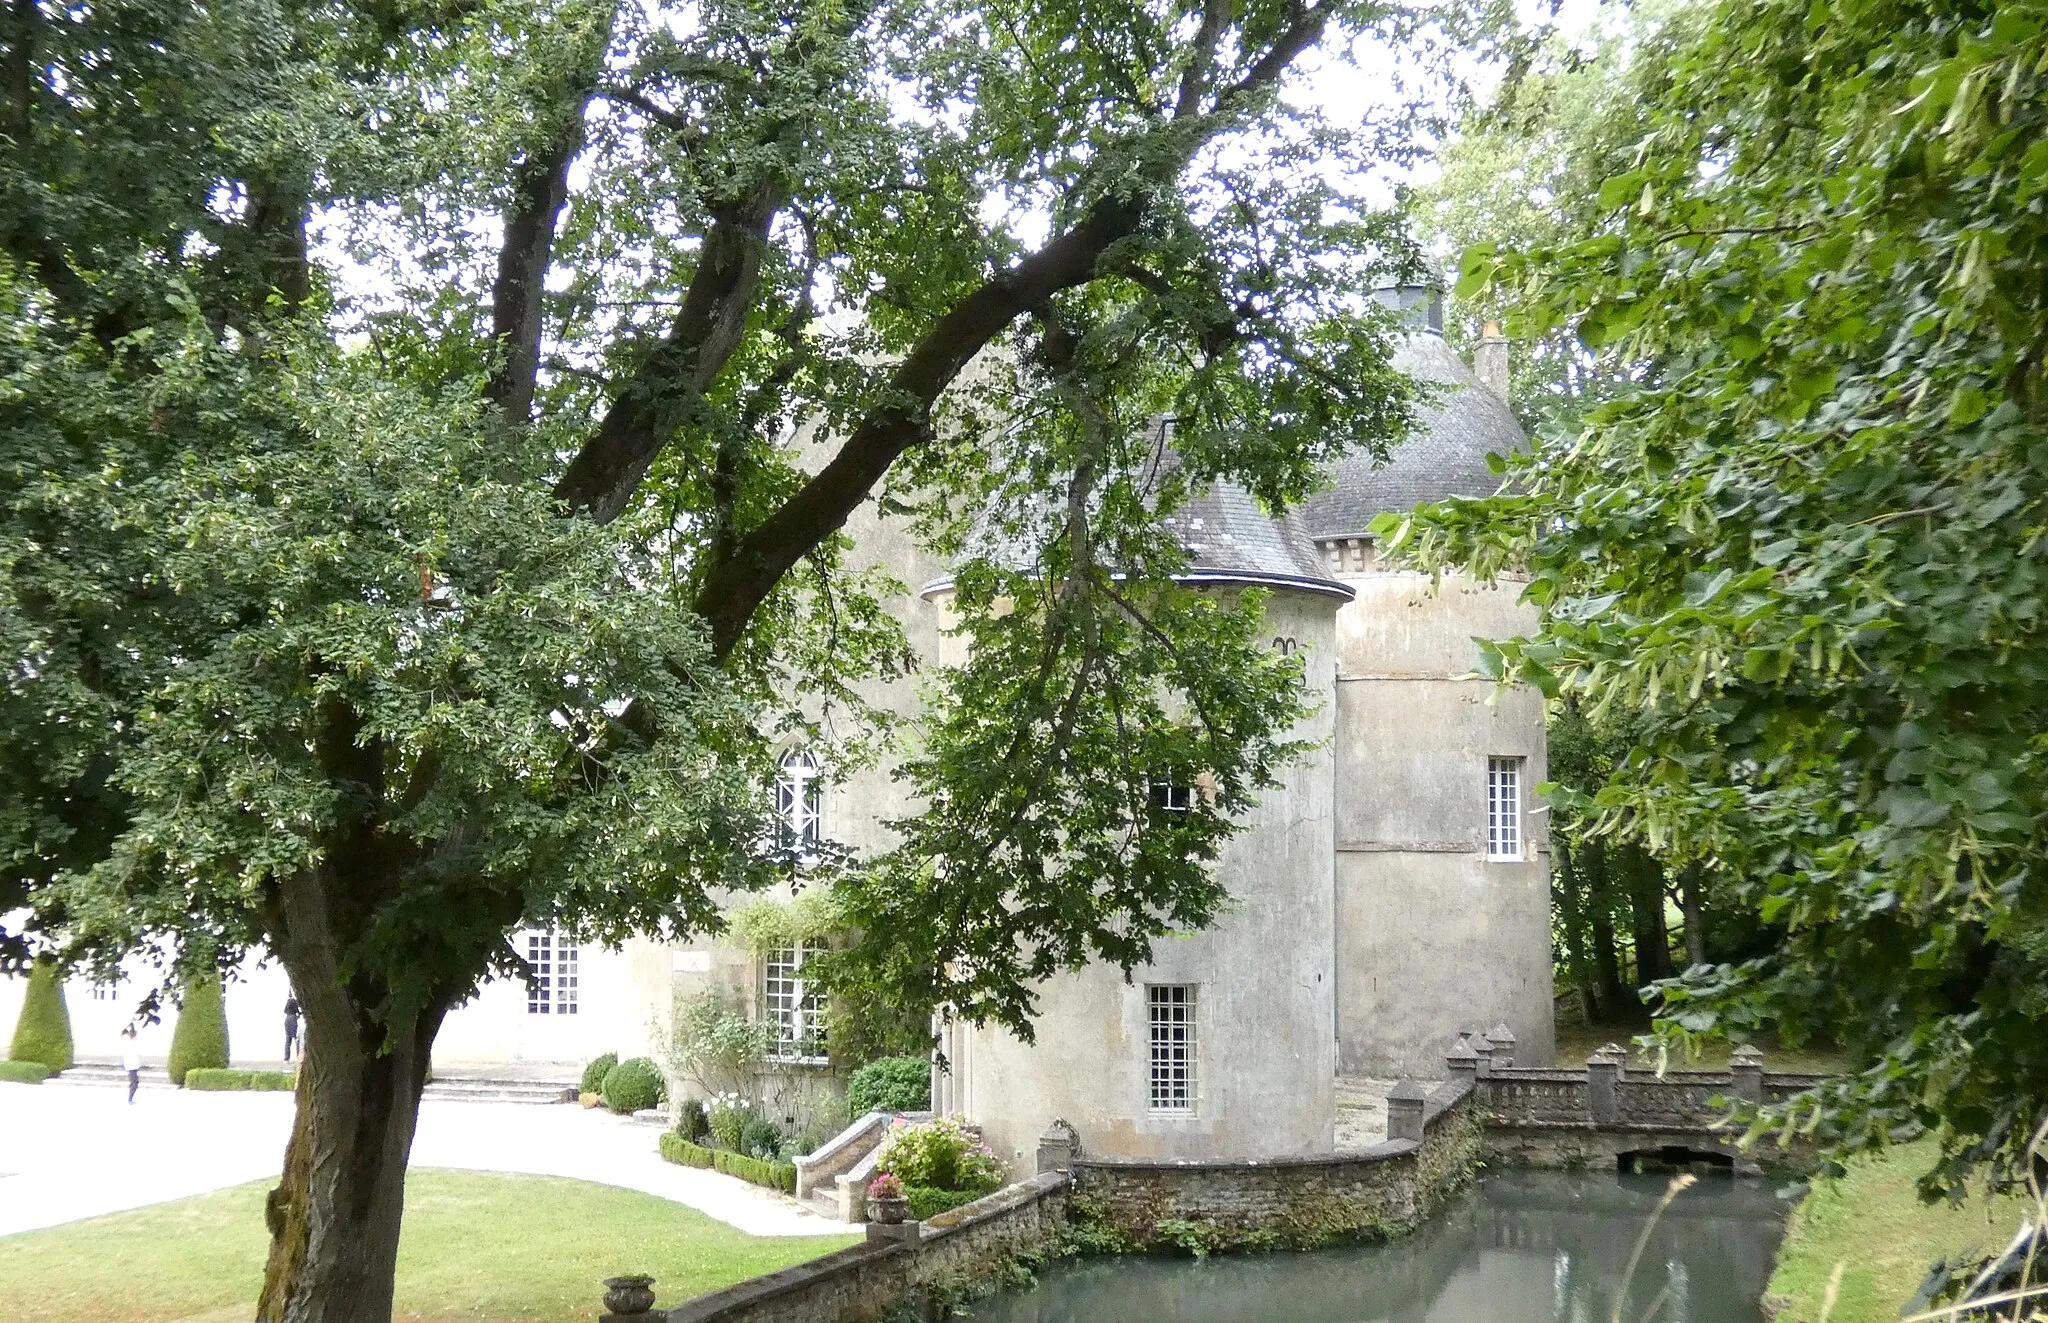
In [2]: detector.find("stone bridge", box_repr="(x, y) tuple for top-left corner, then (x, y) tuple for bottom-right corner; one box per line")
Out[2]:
(1447, 1030), (1829, 1175)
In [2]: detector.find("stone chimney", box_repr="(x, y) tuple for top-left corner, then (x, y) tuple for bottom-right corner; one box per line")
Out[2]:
(1474, 320), (1509, 402)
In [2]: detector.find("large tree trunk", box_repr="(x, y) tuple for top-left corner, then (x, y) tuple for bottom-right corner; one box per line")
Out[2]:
(257, 996), (443, 1323)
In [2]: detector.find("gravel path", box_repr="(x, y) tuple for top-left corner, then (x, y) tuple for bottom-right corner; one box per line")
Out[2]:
(0, 1080), (847, 1239)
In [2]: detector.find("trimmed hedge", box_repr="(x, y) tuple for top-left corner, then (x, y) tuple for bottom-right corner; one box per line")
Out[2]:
(0, 1059), (54, 1084)
(846, 1054), (930, 1116)
(186, 1067), (296, 1091)
(658, 1133), (798, 1193)
(8, 956), (74, 1071)
(579, 1052), (618, 1095)
(167, 972), (229, 1087)
(905, 1185), (983, 1221)
(601, 1056), (664, 1114)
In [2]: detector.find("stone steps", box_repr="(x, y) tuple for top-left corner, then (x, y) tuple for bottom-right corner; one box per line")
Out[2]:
(36, 1061), (575, 1104)
(41, 1062), (174, 1090)
(422, 1077), (576, 1105)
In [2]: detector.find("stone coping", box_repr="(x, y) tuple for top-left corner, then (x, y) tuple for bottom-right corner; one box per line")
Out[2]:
(1072, 1138), (1422, 1173)
(661, 1171), (1068, 1323)
(791, 1112), (889, 1175)
(662, 1241), (901, 1322)
(1484, 1118), (1748, 1135)
(1069, 1081), (1473, 1175)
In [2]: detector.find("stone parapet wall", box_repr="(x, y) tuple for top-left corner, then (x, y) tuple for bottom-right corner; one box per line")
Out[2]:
(662, 1172), (1068, 1323)
(1068, 1082), (1479, 1249)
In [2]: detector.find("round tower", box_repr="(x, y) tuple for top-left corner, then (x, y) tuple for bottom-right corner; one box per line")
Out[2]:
(927, 476), (1349, 1166)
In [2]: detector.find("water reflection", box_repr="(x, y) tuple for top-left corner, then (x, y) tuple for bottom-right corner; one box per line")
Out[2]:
(976, 1170), (1792, 1323)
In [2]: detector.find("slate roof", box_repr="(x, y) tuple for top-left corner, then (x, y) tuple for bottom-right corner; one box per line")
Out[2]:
(1301, 330), (1525, 540)
(1145, 447), (1351, 599)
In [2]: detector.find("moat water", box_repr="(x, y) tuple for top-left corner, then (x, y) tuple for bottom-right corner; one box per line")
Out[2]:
(974, 1169), (1794, 1323)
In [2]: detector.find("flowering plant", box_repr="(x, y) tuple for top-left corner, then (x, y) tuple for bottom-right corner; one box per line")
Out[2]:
(873, 1115), (1006, 1193)
(706, 1092), (752, 1151)
(866, 1172), (904, 1200)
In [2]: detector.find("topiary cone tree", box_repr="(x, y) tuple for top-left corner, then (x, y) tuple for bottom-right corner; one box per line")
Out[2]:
(166, 970), (230, 1086)
(7, 955), (74, 1071)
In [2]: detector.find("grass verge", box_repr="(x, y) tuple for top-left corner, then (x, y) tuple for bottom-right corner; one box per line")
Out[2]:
(0, 1168), (853, 1323)
(1765, 1139), (2032, 1322)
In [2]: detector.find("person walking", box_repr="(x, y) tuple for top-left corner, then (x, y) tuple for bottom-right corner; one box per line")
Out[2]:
(283, 995), (300, 1063)
(121, 1026), (142, 1104)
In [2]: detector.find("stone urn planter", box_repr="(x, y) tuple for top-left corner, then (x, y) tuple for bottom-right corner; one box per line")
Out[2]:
(867, 1194), (909, 1224)
(602, 1275), (658, 1316)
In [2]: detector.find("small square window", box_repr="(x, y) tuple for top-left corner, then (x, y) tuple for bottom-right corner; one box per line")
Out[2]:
(1149, 780), (1194, 813)
(1147, 985), (1197, 1113)
(1487, 757), (1524, 861)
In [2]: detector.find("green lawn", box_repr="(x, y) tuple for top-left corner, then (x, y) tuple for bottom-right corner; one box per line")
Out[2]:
(1553, 1021), (1851, 1075)
(1766, 1140), (2034, 1322)
(0, 1170), (855, 1323)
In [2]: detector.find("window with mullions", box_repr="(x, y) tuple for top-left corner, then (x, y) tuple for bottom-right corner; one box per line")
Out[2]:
(1487, 757), (1524, 861)
(775, 749), (823, 856)
(525, 931), (579, 1015)
(1147, 984), (1197, 1113)
(1149, 780), (1195, 813)
(763, 942), (829, 1063)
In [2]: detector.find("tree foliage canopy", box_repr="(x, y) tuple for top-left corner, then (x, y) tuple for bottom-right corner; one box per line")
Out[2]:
(1396, 0), (2048, 1192)
(4, 0), (1498, 1308)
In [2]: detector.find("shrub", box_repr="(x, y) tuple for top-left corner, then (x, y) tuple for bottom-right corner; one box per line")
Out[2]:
(873, 1115), (1005, 1194)
(579, 1052), (618, 1095)
(601, 1056), (665, 1114)
(166, 971), (229, 1087)
(667, 992), (773, 1097)
(7, 956), (74, 1071)
(0, 1059), (54, 1084)
(677, 1097), (709, 1141)
(905, 1185), (983, 1221)
(740, 1115), (783, 1159)
(846, 1054), (930, 1116)
(658, 1133), (796, 1192)
(707, 1092), (749, 1150)
(186, 1067), (296, 1091)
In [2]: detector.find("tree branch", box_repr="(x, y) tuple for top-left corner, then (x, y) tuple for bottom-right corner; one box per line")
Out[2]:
(1174, 0), (1233, 119)
(691, 192), (1146, 657)
(487, 10), (615, 422)
(552, 181), (788, 520)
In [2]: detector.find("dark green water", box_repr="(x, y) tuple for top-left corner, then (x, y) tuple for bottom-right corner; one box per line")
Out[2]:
(974, 1170), (1793, 1323)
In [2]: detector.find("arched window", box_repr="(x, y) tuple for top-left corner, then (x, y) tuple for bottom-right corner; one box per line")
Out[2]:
(775, 748), (823, 855)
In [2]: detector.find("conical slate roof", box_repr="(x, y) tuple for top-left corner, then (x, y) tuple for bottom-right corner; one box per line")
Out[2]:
(1143, 442), (1351, 599)
(1302, 331), (1524, 539)
(1163, 479), (1331, 581)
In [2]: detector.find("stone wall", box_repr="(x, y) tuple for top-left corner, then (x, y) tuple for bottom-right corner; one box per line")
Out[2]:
(660, 1172), (1069, 1323)
(1067, 1081), (1479, 1250)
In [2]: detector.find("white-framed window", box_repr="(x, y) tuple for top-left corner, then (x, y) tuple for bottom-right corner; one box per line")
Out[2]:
(1147, 984), (1197, 1113)
(775, 748), (823, 856)
(91, 981), (120, 1002)
(763, 942), (828, 1063)
(1149, 780), (1195, 813)
(1487, 756), (1525, 861)
(525, 931), (579, 1015)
